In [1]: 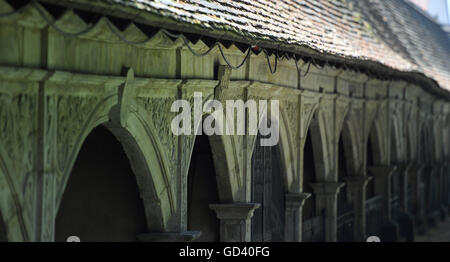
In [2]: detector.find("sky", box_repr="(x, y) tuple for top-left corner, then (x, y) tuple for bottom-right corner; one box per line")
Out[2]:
(410, 0), (450, 24)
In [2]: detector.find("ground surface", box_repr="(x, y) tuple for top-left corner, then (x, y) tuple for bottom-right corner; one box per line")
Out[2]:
(415, 218), (450, 242)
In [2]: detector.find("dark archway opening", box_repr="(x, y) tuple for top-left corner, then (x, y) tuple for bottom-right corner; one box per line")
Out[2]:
(390, 124), (401, 221)
(0, 212), (6, 242)
(55, 126), (148, 242)
(418, 127), (431, 225)
(302, 130), (325, 242)
(366, 137), (376, 199)
(337, 135), (354, 242)
(251, 134), (286, 242)
(187, 134), (220, 242)
(365, 130), (383, 237)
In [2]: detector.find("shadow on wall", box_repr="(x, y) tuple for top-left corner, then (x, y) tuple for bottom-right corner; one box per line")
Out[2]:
(55, 126), (148, 242)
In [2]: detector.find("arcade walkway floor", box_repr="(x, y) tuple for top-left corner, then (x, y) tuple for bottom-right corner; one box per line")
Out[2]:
(415, 218), (450, 242)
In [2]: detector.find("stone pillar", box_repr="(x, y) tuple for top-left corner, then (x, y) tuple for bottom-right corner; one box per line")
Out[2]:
(368, 166), (397, 221)
(413, 165), (427, 232)
(439, 164), (448, 219)
(398, 164), (410, 213)
(408, 164), (425, 217)
(310, 182), (344, 242)
(395, 164), (416, 241)
(346, 176), (372, 242)
(424, 166), (439, 225)
(368, 165), (400, 241)
(209, 203), (260, 242)
(284, 193), (311, 242)
(137, 231), (202, 242)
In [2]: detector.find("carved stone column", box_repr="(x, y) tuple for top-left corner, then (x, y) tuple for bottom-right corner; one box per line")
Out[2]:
(410, 164), (427, 233)
(398, 164), (410, 212)
(395, 164), (416, 241)
(439, 164), (448, 219)
(284, 193), (311, 242)
(346, 176), (372, 242)
(368, 165), (400, 242)
(209, 203), (260, 242)
(407, 164), (425, 218)
(310, 182), (344, 242)
(368, 166), (397, 221)
(427, 166), (440, 225)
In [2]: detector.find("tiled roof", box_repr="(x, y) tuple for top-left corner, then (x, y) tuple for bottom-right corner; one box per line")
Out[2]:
(105, 0), (450, 90)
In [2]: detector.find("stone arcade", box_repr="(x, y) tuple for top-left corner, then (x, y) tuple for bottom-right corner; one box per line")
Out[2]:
(0, 0), (449, 242)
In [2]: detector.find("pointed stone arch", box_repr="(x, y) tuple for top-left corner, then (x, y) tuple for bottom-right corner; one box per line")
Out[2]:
(187, 102), (241, 204)
(340, 118), (363, 177)
(55, 125), (149, 241)
(418, 121), (433, 165)
(56, 119), (171, 234)
(55, 70), (177, 234)
(406, 122), (416, 162)
(366, 119), (385, 200)
(56, 103), (176, 235)
(367, 119), (385, 166)
(186, 134), (221, 242)
(390, 116), (404, 164)
(307, 109), (333, 182)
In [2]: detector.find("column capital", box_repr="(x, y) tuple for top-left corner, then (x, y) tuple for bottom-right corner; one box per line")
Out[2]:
(209, 203), (260, 242)
(285, 193), (311, 211)
(284, 193), (310, 242)
(368, 165), (397, 178)
(209, 203), (260, 221)
(310, 182), (345, 197)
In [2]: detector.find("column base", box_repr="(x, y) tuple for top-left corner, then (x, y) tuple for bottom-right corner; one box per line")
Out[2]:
(137, 231), (201, 242)
(380, 220), (399, 242)
(397, 212), (415, 241)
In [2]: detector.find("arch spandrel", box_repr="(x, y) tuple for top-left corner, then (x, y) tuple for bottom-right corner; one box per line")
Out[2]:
(0, 76), (43, 242)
